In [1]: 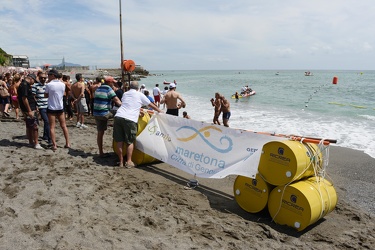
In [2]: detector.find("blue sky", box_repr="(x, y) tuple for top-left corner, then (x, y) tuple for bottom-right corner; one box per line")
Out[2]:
(1, 0), (374, 70)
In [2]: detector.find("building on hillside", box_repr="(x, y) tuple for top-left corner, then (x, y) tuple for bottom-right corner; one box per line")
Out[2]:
(12, 55), (30, 68)
(134, 65), (149, 75)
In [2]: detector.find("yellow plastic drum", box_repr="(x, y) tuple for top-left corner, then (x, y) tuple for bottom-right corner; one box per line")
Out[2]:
(233, 174), (274, 213)
(268, 176), (337, 231)
(258, 140), (322, 186)
(113, 112), (158, 165)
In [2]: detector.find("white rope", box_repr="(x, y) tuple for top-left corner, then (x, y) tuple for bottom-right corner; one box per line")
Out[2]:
(271, 139), (332, 223)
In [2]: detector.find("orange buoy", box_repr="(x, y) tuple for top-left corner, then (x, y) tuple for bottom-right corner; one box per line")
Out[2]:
(332, 76), (338, 84)
(122, 59), (136, 72)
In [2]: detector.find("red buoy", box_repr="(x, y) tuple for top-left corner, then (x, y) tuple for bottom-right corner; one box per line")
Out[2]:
(332, 76), (338, 84)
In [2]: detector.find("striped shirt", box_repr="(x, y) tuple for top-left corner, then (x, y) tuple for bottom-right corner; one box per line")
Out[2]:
(93, 85), (116, 116)
(32, 82), (48, 109)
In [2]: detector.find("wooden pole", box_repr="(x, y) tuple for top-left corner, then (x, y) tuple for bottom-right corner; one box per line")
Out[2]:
(119, 0), (125, 87)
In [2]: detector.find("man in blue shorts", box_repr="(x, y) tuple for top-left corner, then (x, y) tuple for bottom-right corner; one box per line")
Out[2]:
(220, 96), (231, 127)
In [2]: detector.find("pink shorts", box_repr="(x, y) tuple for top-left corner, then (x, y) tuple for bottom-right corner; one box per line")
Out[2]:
(11, 96), (18, 102)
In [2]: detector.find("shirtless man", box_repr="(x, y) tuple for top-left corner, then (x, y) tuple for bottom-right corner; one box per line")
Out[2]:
(210, 92), (221, 125)
(161, 83), (186, 116)
(220, 95), (231, 127)
(62, 75), (73, 120)
(71, 73), (88, 128)
(92, 77), (102, 90)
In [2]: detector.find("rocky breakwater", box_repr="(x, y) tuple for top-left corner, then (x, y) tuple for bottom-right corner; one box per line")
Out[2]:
(63, 65), (149, 82)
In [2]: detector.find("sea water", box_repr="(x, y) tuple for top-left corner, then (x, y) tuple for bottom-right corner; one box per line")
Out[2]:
(141, 70), (375, 159)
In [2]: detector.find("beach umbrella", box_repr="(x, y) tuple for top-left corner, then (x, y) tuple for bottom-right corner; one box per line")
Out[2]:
(43, 63), (51, 69)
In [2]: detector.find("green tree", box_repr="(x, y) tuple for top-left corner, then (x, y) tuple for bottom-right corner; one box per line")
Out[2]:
(0, 54), (6, 66)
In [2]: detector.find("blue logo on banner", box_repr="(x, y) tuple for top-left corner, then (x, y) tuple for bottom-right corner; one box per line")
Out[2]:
(176, 125), (233, 153)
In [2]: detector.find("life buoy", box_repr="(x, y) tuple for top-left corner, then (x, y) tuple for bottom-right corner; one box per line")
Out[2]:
(122, 59), (136, 72)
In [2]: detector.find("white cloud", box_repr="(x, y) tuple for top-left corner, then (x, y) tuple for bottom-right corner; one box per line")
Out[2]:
(362, 42), (373, 52)
(276, 48), (297, 57)
(1, 0), (375, 70)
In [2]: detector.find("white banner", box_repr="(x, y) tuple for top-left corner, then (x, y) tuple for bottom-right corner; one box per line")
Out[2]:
(136, 113), (287, 179)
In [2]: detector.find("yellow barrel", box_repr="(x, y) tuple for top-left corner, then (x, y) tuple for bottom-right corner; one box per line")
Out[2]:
(258, 140), (322, 186)
(268, 176), (337, 231)
(113, 112), (158, 165)
(233, 174), (274, 213)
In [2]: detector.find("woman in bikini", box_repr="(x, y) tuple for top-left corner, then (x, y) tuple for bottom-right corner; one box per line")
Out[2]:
(9, 73), (22, 120)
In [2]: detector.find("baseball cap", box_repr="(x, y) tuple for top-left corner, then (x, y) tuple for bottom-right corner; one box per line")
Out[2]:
(169, 83), (176, 89)
(105, 76), (116, 83)
(141, 84), (145, 88)
(27, 74), (37, 82)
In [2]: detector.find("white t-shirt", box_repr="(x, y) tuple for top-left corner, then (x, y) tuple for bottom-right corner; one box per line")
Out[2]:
(45, 79), (65, 110)
(140, 87), (147, 94)
(153, 86), (160, 96)
(115, 89), (151, 123)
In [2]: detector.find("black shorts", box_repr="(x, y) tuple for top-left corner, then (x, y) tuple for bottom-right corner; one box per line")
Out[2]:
(166, 109), (179, 116)
(47, 108), (64, 115)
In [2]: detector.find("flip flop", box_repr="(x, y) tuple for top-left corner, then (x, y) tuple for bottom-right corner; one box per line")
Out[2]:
(124, 162), (136, 169)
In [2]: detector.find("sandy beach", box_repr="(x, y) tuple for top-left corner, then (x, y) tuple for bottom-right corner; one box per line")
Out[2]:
(0, 116), (374, 249)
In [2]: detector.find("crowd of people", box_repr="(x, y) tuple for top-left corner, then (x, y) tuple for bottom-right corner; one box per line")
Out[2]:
(0, 68), (192, 168)
(1, 67), (233, 167)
